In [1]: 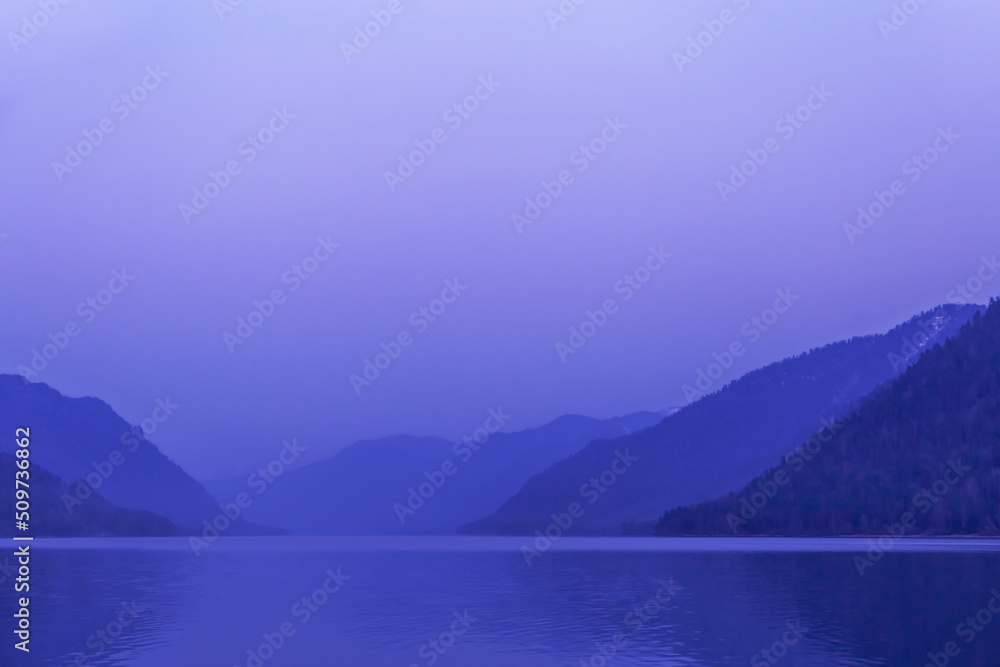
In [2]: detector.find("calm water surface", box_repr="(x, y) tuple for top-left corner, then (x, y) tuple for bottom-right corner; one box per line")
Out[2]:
(16, 537), (1000, 666)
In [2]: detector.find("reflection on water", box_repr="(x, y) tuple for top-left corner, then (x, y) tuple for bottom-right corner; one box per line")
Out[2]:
(17, 537), (1000, 666)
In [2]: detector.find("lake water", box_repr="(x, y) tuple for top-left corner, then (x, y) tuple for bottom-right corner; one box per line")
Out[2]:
(17, 537), (1000, 666)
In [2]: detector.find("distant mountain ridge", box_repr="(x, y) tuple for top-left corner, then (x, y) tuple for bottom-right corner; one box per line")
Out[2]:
(0, 452), (176, 537)
(460, 304), (983, 535)
(656, 300), (1000, 537)
(204, 411), (664, 535)
(2, 304), (985, 539)
(0, 375), (280, 535)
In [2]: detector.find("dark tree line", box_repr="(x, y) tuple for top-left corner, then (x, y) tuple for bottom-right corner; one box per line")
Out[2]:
(657, 299), (1000, 537)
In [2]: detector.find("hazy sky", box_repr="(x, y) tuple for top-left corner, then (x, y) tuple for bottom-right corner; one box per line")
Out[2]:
(2, 0), (999, 479)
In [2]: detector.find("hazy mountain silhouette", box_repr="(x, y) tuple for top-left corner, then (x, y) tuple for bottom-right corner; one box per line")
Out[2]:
(461, 304), (983, 535)
(2, 303), (985, 539)
(657, 300), (1000, 537)
(204, 412), (663, 534)
(0, 452), (177, 536)
(0, 375), (281, 535)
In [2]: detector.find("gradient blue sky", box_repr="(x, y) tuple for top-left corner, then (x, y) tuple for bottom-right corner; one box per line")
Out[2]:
(2, 0), (999, 479)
